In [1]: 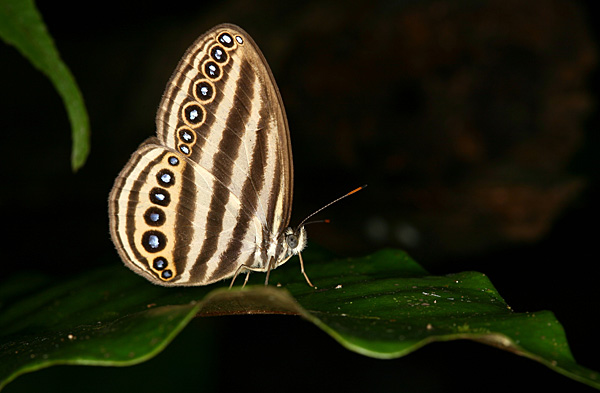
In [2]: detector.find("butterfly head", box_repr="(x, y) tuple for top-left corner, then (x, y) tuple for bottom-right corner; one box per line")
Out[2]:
(275, 226), (307, 267)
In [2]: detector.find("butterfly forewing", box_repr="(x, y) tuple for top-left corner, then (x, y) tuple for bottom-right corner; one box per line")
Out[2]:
(109, 24), (294, 286)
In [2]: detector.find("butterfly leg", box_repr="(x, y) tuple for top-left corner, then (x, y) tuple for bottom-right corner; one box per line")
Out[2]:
(298, 252), (315, 287)
(242, 271), (251, 288)
(229, 264), (247, 289)
(264, 256), (275, 286)
(229, 264), (264, 289)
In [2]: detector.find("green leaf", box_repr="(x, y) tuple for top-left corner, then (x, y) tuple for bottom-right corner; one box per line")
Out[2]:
(0, 0), (90, 171)
(1, 249), (599, 390)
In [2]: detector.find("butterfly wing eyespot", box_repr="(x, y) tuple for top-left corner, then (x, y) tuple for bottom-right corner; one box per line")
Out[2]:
(202, 60), (222, 80)
(142, 230), (167, 253)
(218, 32), (235, 48)
(177, 127), (196, 143)
(149, 187), (171, 206)
(144, 207), (166, 227)
(178, 144), (191, 156)
(182, 103), (205, 127)
(110, 24), (299, 287)
(210, 44), (229, 64)
(193, 80), (215, 102)
(153, 257), (167, 270)
(156, 168), (175, 187)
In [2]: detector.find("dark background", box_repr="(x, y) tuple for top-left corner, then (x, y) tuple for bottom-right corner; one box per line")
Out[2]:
(2, 0), (600, 391)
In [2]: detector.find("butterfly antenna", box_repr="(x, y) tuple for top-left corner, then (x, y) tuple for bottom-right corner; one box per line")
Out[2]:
(296, 185), (367, 230)
(303, 219), (331, 226)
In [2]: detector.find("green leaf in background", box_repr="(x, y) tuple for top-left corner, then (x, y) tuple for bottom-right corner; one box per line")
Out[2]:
(1, 249), (599, 390)
(0, 0), (90, 171)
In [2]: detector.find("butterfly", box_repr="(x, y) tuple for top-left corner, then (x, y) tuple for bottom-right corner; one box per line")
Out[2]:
(109, 24), (317, 288)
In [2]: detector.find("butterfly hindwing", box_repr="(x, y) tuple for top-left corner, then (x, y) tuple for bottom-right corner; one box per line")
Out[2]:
(110, 137), (267, 285)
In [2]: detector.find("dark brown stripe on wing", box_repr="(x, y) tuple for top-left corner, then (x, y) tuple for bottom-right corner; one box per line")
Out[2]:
(109, 175), (131, 264)
(265, 143), (283, 241)
(109, 157), (139, 254)
(190, 59), (256, 282)
(209, 102), (270, 280)
(170, 159), (196, 282)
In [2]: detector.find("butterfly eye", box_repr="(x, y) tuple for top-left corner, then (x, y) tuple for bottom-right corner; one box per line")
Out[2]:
(286, 234), (299, 249)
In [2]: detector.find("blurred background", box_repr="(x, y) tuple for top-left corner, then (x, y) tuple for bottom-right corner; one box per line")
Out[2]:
(2, 0), (599, 391)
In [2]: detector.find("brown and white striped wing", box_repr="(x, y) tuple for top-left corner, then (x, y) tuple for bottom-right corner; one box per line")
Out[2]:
(109, 24), (293, 286)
